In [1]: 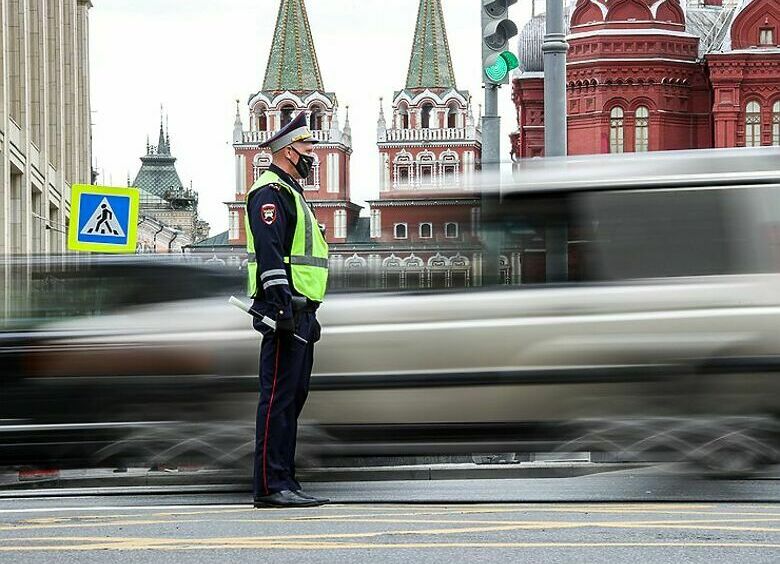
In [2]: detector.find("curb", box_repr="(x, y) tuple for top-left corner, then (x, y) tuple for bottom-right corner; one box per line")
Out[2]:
(0, 462), (646, 493)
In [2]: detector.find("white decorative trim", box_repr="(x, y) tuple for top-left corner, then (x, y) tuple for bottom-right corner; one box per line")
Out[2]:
(345, 253), (367, 269)
(392, 88), (468, 108)
(568, 28), (693, 41)
(302, 91), (334, 108)
(568, 57), (697, 66)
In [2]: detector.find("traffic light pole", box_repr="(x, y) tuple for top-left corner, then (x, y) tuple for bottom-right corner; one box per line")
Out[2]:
(482, 84), (500, 166)
(542, 0), (569, 282)
(481, 0), (518, 286)
(481, 83), (501, 286)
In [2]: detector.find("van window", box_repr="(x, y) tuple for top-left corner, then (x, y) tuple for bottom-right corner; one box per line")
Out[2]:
(579, 188), (736, 280)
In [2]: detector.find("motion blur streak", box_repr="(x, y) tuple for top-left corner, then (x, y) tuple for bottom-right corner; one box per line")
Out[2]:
(2, 148), (779, 478)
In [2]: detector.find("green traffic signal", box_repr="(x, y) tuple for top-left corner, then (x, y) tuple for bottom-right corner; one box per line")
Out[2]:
(484, 50), (520, 83)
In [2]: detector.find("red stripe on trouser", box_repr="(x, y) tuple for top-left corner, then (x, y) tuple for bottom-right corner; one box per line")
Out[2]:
(262, 338), (282, 495)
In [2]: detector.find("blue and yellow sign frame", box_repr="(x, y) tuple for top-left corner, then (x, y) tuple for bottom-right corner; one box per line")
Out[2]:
(67, 184), (140, 253)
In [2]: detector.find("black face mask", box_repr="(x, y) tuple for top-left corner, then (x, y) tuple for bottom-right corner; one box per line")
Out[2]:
(289, 147), (315, 179)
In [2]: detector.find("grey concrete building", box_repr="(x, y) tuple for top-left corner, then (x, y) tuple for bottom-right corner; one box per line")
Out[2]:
(0, 0), (92, 257)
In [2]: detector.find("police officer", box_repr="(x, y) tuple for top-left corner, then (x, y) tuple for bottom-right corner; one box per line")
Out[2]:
(246, 112), (329, 508)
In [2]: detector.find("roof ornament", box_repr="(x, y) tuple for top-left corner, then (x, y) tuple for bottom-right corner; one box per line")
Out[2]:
(329, 105), (342, 143)
(377, 97), (388, 142)
(157, 105), (168, 155)
(233, 99), (244, 143)
(343, 105), (352, 147)
(405, 0), (457, 90)
(165, 112), (171, 154)
(262, 0), (325, 93)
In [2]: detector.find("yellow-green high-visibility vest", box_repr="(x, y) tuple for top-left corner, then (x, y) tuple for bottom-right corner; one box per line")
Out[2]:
(245, 170), (329, 302)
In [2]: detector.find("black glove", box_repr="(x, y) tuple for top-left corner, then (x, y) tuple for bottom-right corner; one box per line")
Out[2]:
(275, 316), (295, 334)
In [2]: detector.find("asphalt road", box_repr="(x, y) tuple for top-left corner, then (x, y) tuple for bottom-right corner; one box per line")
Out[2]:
(0, 472), (778, 563)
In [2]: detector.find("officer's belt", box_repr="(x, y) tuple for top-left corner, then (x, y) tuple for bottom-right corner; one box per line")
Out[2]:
(292, 296), (319, 313)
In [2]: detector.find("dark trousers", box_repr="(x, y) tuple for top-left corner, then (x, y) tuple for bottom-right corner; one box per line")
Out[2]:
(253, 310), (319, 497)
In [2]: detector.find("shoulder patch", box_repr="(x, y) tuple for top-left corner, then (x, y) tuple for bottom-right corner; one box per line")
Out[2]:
(261, 203), (277, 225)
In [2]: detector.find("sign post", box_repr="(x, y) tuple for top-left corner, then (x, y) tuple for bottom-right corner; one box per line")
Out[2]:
(67, 184), (140, 254)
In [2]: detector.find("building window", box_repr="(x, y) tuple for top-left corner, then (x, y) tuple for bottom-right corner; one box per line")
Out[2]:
(253, 152), (272, 181)
(760, 28), (775, 46)
(280, 105), (295, 127)
(635, 106), (649, 152)
(773, 101), (780, 146)
(421, 103), (434, 129)
(302, 154), (320, 190)
(229, 210), (240, 241)
(471, 207), (481, 236)
(257, 111), (268, 131)
(418, 153), (435, 186)
(395, 153), (413, 187)
(440, 152), (459, 183)
(334, 210), (347, 239)
(309, 105), (324, 130)
(394, 223), (408, 239)
(447, 103), (459, 128)
(444, 222), (458, 239)
(419, 223), (433, 239)
(610, 107), (624, 154)
(746, 101), (762, 147)
(370, 209), (382, 238)
(399, 104), (410, 129)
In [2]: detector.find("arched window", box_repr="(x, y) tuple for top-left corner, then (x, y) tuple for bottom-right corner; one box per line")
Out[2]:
(760, 28), (775, 46)
(309, 105), (324, 131)
(398, 103), (410, 129)
(610, 107), (624, 154)
(395, 153), (413, 186)
(418, 152), (435, 186)
(280, 105), (295, 128)
(419, 223), (433, 239)
(253, 152), (272, 181)
(440, 151), (459, 180)
(447, 103), (459, 128)
(773, 101), (779, 146)
(635, 106), (649, 152)
(394, 223), (408, 239)
(302, 154), (320, 189)
(444, 222), (458, 239)
(746, 101), (762, 147)
(421, 103), (434, 129)
(256, 107), (268, 131)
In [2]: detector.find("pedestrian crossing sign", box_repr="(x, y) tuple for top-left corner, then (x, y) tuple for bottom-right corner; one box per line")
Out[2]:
(67, 184), (139, 253)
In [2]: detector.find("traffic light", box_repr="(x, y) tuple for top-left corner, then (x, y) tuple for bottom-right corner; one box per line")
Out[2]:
(482, 0), (519, 85)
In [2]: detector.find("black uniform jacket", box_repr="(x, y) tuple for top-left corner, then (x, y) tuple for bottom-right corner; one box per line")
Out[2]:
(247, 164), (307, 322)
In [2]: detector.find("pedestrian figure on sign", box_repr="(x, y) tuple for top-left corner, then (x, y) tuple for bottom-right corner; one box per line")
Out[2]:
(89, 204), (118, 235)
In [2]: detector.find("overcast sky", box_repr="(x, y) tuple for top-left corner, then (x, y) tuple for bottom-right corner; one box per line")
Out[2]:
(89, 0), (534, 234)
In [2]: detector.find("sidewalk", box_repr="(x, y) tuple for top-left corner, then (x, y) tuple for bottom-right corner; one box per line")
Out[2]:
(0, 461), (645, 493)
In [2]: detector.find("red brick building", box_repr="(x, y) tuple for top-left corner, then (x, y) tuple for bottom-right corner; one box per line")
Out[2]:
(192, 0), (488, 290)
(329, 0), (484, 289)
(511, 0), (780, 158)
(227, 0), (359, 248)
